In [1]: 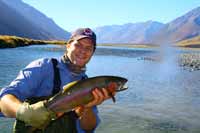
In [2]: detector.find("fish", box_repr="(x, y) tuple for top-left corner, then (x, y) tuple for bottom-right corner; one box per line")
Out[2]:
(20, 75), (128, 132)
(45, 75), (128, 113)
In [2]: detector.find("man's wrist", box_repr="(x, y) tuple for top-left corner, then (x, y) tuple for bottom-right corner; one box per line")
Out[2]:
(76, 107), (92, 118)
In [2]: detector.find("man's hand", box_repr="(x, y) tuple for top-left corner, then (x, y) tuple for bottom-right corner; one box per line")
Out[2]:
(16, 101), (56, 129)
(74, 88), (116, 130)
(85, 87), (115, 108)
(75, 87), (116, 117)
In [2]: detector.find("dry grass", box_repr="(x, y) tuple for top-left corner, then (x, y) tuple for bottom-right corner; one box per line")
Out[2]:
(176, 35), (200, 48)
(0, 35), (67, 48)
(1, 35), (200, 49)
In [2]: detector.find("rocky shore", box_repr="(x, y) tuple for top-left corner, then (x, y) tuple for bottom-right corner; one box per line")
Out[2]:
(178, 53), (200, 71)
(138, 53), (200, 72)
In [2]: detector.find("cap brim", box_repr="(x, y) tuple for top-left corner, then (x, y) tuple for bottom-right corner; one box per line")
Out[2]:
(73, 35), (92, 41)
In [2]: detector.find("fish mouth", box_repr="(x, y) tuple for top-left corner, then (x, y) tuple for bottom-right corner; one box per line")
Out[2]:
(110, 81), (128, 103)
(116, 82), (128, 92)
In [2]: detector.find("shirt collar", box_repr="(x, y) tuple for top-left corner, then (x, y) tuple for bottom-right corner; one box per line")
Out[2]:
(59, 54), (86, 76)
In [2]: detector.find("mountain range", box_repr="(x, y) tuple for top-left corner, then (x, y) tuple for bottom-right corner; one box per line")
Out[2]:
(94, 21), (165, 44)
(150, 7), (200, 44)
(0, 0), (199, 45)
(94, 7), (200, 45)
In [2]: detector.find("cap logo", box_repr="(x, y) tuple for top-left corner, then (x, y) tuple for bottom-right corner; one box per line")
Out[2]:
(83, 28), (93, 36)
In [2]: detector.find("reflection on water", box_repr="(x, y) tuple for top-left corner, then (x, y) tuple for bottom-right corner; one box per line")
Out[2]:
(0, 45), (200, 133)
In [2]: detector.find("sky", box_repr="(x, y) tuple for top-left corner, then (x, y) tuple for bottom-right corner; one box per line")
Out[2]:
(22, 0), (200, 32)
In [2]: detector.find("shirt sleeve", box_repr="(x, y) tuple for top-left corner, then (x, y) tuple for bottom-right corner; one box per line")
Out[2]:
(0, 58), (50, 101)
(76, 106), (101, 133)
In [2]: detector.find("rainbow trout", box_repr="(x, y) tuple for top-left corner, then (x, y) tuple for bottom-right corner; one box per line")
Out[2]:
(45, 75), (128, 113)
(18, 76), (128, 132)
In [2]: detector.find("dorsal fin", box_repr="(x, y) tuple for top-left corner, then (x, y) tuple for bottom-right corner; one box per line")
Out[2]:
(62, 80), (79, 92)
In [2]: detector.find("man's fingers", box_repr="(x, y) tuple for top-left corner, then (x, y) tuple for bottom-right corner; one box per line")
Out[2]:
(85, 87), (117, 108)
(102, 88), (116, 100)
(92, 88), (104, 105)
(101, 88), (110, 99)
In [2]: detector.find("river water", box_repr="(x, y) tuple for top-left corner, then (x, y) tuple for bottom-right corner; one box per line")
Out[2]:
(0, 45), (200, 133)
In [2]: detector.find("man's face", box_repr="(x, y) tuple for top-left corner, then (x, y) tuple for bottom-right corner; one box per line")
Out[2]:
(66, 38), (94, 67)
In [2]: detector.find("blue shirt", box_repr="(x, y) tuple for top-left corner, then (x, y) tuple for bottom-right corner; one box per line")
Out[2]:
(0, 58), (100, 132)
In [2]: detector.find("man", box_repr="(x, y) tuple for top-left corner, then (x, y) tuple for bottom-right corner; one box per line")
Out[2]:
(0, 28), (113, 132)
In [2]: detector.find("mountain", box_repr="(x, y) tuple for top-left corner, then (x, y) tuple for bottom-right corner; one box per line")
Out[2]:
(151, 7), (200, 44)
(95, 7), (200, 45)
(94, 21), (164, 44)
(0, 0), (70, 40)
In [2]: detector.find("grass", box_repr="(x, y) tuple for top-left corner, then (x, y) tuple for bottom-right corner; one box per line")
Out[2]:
(176, 35), (200, 48)
(0, 35), (67, 48)
(0, 35), (158, 49)
(1, 35), (200, 49)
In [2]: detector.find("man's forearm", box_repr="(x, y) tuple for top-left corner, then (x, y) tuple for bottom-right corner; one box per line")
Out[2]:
(0, 94), (22, 117)
(79, 107), (97, 130)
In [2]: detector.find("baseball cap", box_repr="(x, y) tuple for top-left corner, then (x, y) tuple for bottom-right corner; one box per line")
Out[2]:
(70, 28), (96, 49)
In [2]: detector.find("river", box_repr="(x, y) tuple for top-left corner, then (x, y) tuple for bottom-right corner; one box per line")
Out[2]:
(0, 45), (200, 133)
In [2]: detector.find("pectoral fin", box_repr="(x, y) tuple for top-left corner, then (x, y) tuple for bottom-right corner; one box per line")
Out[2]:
(109, 93), (116, 103)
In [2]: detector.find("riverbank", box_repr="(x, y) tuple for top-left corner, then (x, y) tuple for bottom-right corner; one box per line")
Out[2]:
(0, 35), (67, 48)
(176, 36), (200, 48)
(0, 36), (156, 49)
(1, 35), (200, 49)
(97, 43), (157, 48)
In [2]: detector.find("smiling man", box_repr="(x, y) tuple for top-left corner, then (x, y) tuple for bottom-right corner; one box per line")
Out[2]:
(0, 28), (114, 133)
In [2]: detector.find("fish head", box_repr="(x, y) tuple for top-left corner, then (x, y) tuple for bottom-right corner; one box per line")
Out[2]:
(105, 76), (128, 92)
(102, 76), (128, 103)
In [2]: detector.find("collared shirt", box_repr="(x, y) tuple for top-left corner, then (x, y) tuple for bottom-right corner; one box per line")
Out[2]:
(0, 57), (100, 132)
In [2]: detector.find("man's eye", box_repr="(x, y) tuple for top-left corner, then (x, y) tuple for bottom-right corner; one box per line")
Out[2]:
(75, 44), (81, 48)
(85, 47), (93, 51)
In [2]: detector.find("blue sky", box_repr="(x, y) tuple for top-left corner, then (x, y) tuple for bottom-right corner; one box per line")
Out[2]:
(22, 0), (200, 32)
